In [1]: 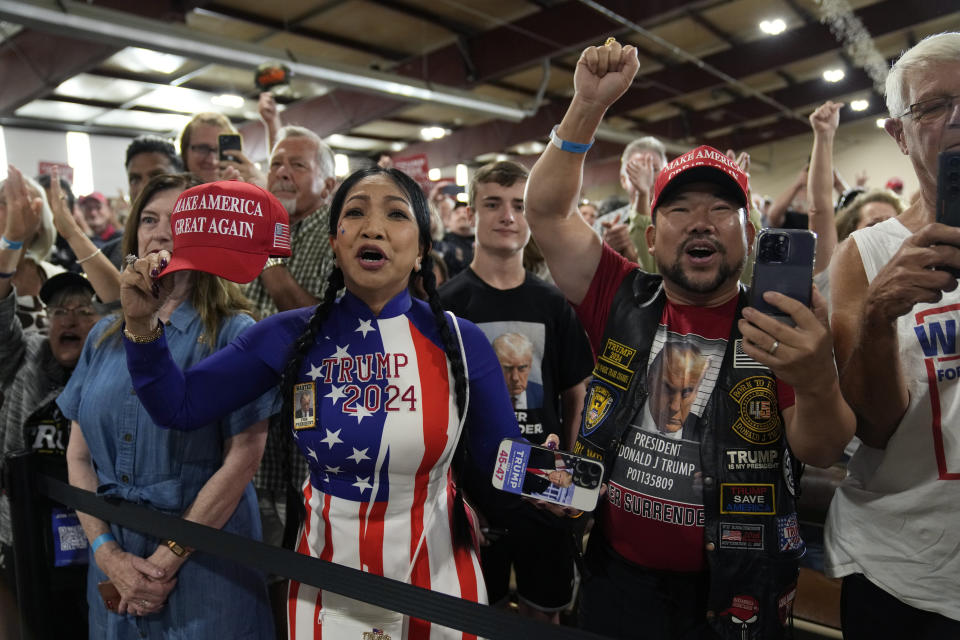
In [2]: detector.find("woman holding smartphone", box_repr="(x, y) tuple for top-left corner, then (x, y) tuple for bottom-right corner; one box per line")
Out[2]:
(120, 167), (521, 638)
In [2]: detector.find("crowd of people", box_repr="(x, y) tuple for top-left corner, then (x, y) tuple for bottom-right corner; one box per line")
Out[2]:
(0, 29), (957, 640)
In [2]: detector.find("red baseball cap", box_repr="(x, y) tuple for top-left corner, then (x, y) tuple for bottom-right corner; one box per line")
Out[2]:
(79, 192), (107, 206)
(885, 177), (904, 191)
(650, 145), (750, 213)
(164, 181), (291, 284)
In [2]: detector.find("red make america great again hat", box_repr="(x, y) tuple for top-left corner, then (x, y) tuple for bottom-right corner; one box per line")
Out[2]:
(650, 145), (750, 212)
(164, 181), (291, 284)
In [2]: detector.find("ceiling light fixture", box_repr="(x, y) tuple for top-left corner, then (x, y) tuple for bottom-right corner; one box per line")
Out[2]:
(420, 127), (447, 141)
(334, 154), (350, 178)
(210, 94), (245, 109)
(822, 69), (845, 83)
(455, 164), (468, 186)
(851, 99), (869, 111)
(876, 118), (887, 128)
(0, 0), (529, 122)
(427, 168), (442, 181)
(759, 19), (786, 36)
(124, 47), (186, 74)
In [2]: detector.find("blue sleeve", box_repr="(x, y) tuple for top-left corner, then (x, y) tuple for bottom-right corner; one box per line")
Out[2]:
(124, 310), (308, 431)
(214, 314), (282, 440)
(457, 317), (521, 471)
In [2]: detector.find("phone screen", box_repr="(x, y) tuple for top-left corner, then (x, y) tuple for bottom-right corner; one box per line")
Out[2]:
(218, 134), (242, 162)
(491, 438), (604, 512)
(937, 150), (960, 227)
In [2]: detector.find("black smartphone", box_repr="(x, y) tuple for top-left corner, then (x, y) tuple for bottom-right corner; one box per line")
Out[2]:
(218, 133), (242, 162)
(748, 229), (816, 326)
(491, 438), (604, 511)
(937, 150), (960, 227)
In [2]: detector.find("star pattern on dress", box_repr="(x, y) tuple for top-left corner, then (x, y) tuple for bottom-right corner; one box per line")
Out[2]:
(355, 318), (376, 338)
(332, 344), (350, 360)
(347, 447), (370, 464)
(353, 475), (372, 493)
(307, 447), (319, 463)
(320, 428), (343, 449)
(325, 384), (347, 404)
(324, 465), (341, 474)
(307, 363), (324, 380)
(354, 404), (372, 424)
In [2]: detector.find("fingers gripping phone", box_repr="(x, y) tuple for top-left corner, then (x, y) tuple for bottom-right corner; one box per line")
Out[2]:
(491, 438), (604, 511)
(218, 134), (242, 162)
(748, 229), (816, 326)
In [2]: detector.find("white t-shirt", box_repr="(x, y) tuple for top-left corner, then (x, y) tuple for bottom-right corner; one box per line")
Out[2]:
(824, 217), (960, 621)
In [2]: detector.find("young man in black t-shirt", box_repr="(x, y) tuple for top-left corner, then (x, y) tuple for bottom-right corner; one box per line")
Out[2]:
(440, 161), (593, 623)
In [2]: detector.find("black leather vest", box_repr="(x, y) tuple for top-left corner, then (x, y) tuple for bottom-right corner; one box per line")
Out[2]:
(573, 270), (803, 640)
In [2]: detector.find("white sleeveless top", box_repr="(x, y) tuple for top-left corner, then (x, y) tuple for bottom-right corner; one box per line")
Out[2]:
(824, 217), (960, 621)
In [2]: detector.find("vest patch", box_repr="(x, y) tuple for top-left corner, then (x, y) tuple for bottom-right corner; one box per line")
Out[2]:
(724, 448), (779, 471)
(719, 521), (765, 550)
(720, 483), (775, 515)
(729, 376), (782, 445)
(777, 512), (804, 552)
(593, 338), (637, 390)
(581, 382), (617, 436)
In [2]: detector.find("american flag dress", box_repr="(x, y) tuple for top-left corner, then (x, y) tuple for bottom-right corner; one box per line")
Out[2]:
(285, 291), (520, 639)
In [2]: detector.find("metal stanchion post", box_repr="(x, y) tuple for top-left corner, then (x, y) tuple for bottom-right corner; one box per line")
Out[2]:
(4, 450), (50, 640)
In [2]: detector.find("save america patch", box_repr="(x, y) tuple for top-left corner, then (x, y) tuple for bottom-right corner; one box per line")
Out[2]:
(720, 483), (775, 515)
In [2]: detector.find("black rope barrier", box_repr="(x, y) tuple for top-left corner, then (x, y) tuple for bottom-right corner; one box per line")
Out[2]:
(5, 452), (612, 640)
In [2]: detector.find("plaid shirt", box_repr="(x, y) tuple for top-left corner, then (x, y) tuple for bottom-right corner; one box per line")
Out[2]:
(244, 205), (335, 493)
(0, 292), (71, 544)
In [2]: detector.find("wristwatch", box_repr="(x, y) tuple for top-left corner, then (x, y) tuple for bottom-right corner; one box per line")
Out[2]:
(262, 257), (288, 271)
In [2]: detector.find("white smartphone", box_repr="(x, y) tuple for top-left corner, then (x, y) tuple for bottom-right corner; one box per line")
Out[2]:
(491, 438), (604, 512)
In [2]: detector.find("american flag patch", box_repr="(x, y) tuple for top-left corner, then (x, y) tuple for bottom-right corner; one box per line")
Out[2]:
(734, 338), (765, 369)
(273, 223), (290, 250)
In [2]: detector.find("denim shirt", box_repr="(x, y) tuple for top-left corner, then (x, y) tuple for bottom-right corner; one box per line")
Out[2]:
(59, 300), (275, 513)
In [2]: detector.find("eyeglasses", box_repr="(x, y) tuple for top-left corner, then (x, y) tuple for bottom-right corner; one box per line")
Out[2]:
(188, 144), (218, 156)
(48, 305), (97, 321)
(897, 95), (960, 122)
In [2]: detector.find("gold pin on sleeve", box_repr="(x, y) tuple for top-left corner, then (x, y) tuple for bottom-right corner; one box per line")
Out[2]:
(604, 37), (617, 46)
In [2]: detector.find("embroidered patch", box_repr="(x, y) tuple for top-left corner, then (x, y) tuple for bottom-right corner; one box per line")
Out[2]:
(724, 448), (780, 472)
(782, 447), (797, 497)
(572, 439), (604, 461)
(729, 376), (783, 445)
(719, 522), (765, 550)
(733, 338), (765, 368)
(777, 513), (804, 552)
(723, 595), (759, 627)
(593, 339), (637, 390)
(778, 585), (797, 626)
(293, 381), (317, 430)
(720, 483), (775, 515)
(581, 382), (618, 436)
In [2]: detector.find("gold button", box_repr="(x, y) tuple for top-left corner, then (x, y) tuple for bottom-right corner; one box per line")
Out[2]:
(121, 474), (129, 483)
(705, 542), (716, 551)
(123, 434), (132, 442)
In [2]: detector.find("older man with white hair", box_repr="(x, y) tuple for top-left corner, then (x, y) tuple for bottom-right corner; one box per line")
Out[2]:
(826, 31), (960, 637)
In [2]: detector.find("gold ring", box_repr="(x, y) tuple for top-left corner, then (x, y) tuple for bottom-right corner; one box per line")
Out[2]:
(604, 37), (617, 47)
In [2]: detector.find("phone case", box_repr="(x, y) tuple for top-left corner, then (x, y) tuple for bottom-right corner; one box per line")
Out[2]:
(97, 580), (120, 612)
(491, 438), (604, 512)
(748, 229), (816, 325)
(937, 150), (960, 228)
(218, 134), (243, 161)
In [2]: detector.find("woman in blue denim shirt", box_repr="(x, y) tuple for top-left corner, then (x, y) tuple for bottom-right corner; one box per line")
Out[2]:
(59, 174), (275, 639)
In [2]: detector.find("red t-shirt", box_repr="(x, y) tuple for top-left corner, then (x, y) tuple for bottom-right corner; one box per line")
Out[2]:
(574, 245), (794, 572)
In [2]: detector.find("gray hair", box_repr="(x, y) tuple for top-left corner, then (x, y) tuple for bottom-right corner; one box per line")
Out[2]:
(0, 173), (56, 262)
(492, 332), (533, 360)
(885, 32), (960, 117)
(274, 125), (335, 180)
(621, 136), (667, 168)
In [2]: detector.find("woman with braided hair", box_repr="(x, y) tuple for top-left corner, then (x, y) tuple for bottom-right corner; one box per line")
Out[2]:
(120, 167), (521, 639)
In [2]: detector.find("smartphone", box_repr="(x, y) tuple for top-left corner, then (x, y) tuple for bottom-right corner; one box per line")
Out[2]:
(218, 133), (242, 162)
(937, 150), (960, 227)
(748, 229), (816, 326)
(491, 438), (604, 512)
(97, 580), (120, 612)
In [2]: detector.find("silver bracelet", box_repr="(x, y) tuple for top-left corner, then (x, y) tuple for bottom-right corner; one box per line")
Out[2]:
(76, 247), (102, 265)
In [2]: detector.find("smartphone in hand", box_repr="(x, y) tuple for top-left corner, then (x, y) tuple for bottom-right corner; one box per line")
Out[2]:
(937, 150), (960, 226)
(218, 134), (243, 162)
(491, 438), (604, 512)
(748, 229), (816, 326)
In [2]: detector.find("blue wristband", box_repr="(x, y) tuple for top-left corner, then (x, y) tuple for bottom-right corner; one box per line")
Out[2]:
(0, 236), (23, 251)
(549, 125), (594, 153)
(91, 532), (116, 554)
